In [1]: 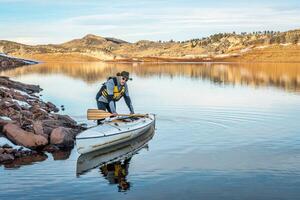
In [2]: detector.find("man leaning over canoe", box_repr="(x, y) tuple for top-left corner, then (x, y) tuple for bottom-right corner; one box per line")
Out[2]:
(95, 71), (134, 123)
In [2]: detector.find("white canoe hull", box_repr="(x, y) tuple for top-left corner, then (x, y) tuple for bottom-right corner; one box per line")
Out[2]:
(76, 114), (155, 154)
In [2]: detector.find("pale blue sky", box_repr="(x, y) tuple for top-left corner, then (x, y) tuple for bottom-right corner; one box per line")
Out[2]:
(0, 0), (299, 44)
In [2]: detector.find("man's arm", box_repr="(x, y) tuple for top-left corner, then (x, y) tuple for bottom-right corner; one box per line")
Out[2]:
(106, 79), (117, 113)
(124, 95), (134, 114)
(124, 84), (134, 114)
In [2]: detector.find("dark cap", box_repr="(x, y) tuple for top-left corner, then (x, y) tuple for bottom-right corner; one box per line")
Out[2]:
(116, 71), (132, 80)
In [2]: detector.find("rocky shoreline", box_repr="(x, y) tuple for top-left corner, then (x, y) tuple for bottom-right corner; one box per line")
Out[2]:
(0, 53), (39, 70)
(0, 56), (86, 166)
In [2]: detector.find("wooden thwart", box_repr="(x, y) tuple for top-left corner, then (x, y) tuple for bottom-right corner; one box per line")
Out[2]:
(87, 109), (147, 120)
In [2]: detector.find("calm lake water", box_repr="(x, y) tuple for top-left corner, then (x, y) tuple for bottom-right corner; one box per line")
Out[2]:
(1, 62), (300, 199)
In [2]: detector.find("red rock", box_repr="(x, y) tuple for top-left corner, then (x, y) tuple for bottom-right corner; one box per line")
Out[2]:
(30, 104), (49, 120)
(50, 127), (76, 148)
(13, 93), (27, 102)
(4, 148), (14, 154)
(9, 112), (21, 121)
(52, 150), (71, 160)
(43, 144), (60, 152)
(3, 123), (48, 148)
(54, 114), (76, 125)
(0, 148), (4, 154)
(14, 151), (21, 158)
(0, 119), (13, 129)
(0, 153), (14, 163)
(46, 102), (59, 112)
(33, 120), (48, 138)
(42, 119), (61, 135)
(42, 126), (54, 136)
(42, 119), (72, 135)
(7, 100), (22, 111)
(21, 110), (33, 118)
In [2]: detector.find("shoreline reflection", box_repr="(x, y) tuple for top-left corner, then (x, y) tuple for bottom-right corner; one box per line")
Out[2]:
(1, 62), (299, 93)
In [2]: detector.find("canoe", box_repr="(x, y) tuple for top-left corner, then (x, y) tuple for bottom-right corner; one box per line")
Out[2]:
(76, 125), (155, 176)
(76, 114), (155, 154)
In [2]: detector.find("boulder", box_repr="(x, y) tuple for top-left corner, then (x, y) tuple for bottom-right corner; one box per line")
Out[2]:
(12, 92), (27, 102)
(0, 119), (13, 132)
(4, 148), (14, 154)
(52, 150), (71, 160)
(2, 144), (12, 148)
(0, 153), (14, 163)
(33, 120), (48, 138)
(3, 123), (48, 148)
(30, 104), (49, 120)
(42, 126), (54, 136)
(43, 144), (60, 153)
(42, 119), (62, 128)
(53, 114), (77, 126)
(20, 110), (33, 119)
(50, 127), (76, 148)
(42, 119), (63, 135)
(46, 102), (59, 113)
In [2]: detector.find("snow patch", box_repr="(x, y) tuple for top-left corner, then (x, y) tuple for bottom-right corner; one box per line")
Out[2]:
(12, 88), (38, 99)
(0, 116), (12, 121)
(215, 54), (231, 58)
(280, 43), (292, 46)
(12, 99), (30, 107)
(240, 47), (251, 53)
(0, 86), (8, 90)
(0, 136), (30, 150)
(255, 45), (268, 49)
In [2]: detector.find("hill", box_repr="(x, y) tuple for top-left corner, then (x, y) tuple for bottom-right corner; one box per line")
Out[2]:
(0, 29), (300, 62)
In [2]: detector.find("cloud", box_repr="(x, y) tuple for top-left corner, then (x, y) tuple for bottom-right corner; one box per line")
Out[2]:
(61, 6), (300, 38)
(65, 7), (300, 28)
(1, 4), (300, 44)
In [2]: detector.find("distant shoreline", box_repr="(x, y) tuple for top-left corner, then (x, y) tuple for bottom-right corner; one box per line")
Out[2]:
(3, 50), (300, 65)
(5, 43), (300, 64)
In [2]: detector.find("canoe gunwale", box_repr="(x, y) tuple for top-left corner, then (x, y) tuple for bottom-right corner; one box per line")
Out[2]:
(76, 118), (155, 140)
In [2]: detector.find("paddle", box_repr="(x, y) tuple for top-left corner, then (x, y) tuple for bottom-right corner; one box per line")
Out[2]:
(87, 109), (147, 120)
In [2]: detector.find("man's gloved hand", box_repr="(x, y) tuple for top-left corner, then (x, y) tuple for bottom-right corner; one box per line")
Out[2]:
(111, 113), (118, 117)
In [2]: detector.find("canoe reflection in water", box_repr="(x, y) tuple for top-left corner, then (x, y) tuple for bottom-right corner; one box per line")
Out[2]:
(76, 125), (155, 192)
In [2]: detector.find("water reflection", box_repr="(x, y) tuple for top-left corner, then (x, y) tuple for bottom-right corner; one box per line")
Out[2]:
(1, 62), (300, 93)
(1, 153), (48, 169)
(100, 158), (131, 192)
(76, 126), (155, 191)
(0, 136), (72, 169)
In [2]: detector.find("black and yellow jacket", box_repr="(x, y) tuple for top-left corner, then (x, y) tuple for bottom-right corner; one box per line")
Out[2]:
(96, 77), (134, 113)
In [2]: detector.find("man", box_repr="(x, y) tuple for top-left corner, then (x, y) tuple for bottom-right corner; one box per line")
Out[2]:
(96, 71), (134, 117)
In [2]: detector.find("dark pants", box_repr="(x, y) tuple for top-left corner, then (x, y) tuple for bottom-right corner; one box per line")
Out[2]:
(97, 101), (114, 113)
(96, 101), (116, 124)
